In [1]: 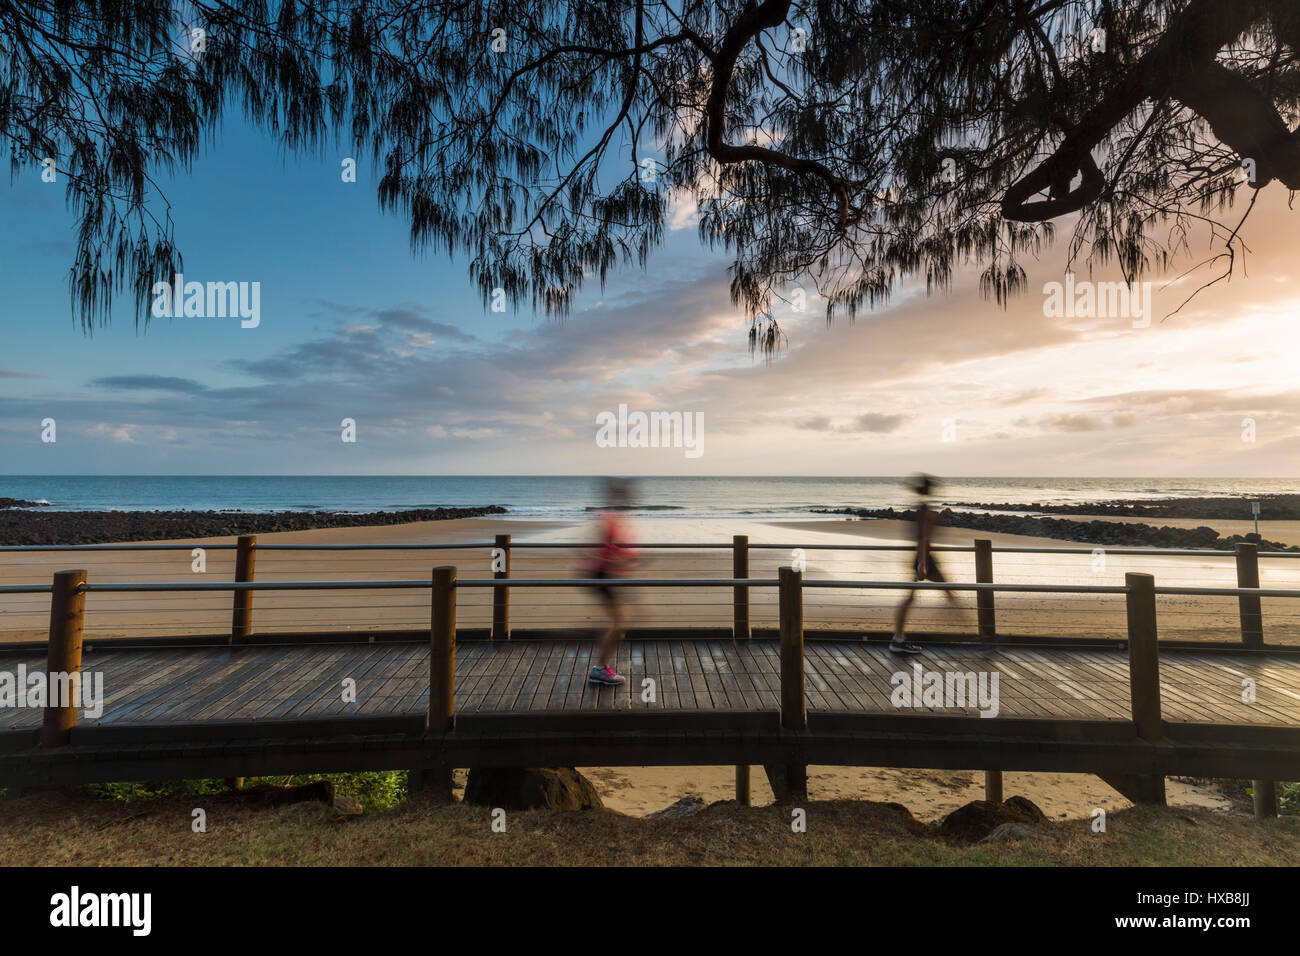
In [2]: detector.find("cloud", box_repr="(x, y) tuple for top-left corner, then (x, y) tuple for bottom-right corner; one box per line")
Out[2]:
(798, 416), (833, 431)
(0, 369), (40, 379)
(839, 413), (910, 433)
(998, 388), (1051, 406)
(374, 307), (476, 341)
(1028, 413), (1104, 432)
(90, 375), (208, 393)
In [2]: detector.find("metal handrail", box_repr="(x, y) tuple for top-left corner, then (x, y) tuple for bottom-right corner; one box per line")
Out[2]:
(55, 577), (1300, 598)
(3, 539), (1296, 556)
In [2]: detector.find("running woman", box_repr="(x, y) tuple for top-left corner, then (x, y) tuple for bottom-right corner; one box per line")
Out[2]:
(891, 474), (960, 654)
(584, 478), (638, 685)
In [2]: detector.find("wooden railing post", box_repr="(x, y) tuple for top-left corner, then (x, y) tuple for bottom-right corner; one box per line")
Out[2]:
(732, 534), (750, 641)
(779, 566), (806, 731)
(732, 535), (751, 799)
(974, 539), (1001, 800)
(1235, 541), (1263, 649)
(1125, 572), (1163, 740)
(492, 533), (511, 640)
(768, 566), (808, 801)
(1118, 571), (1167, 804)
(1236, 542), (1276, 815)
(41, 570), (86, 748)
(430, 566), (457, 732)
(231, 534), (257, 647)
(974, 538), (996, 640)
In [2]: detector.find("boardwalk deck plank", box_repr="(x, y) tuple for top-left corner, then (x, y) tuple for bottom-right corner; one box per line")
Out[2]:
(2, 639), (1299, 732)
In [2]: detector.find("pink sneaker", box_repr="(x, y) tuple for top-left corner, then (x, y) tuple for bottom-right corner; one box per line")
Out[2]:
(588, 665), (625, 685)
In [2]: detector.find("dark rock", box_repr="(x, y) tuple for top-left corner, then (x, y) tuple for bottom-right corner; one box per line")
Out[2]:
(939, 796), (1049, 843)
(236, 780), (335, 807)
(978, 822), (1045, 843)
(0, 498), (47, 509)
(329, 795), (364, 821)
(1003, 794), (1047, 821)
(647, 795), (707, 818)
(810, 505), (1298, 551)
(463, 767), (603, 811)
(0, 505), (508, 546)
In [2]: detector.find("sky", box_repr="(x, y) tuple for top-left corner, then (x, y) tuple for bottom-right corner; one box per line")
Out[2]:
(1, 118), (1298, 478)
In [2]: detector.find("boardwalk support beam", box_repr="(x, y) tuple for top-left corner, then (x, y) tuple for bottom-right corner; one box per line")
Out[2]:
(1118, 571), (1166, 804)
(41, 569), (86, 749)
(493, 533), (511, 641)
(735, 765), (751, 807)
(1253, 780), (1278, 819)
(984, 770), (1003, 804)
(231, 535), (256, 648)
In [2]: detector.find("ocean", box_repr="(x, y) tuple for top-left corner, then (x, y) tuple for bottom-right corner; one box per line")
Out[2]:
(1, 475), (1296, 518)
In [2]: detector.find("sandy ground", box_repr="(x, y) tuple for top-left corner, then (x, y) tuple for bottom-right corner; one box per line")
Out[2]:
(0, 514), (1281, 819)
(572, 767), (1233, 820)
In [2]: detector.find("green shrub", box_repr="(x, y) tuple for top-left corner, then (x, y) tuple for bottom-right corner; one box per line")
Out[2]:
(78, 771), (409, 813)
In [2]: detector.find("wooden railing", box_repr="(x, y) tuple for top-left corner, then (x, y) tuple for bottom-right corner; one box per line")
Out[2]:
(2, 536), (1296, 646)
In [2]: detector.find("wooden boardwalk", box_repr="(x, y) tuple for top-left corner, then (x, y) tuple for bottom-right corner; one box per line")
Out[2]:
(4, 637), (1300, 729)
(5, 544), (1300, 807)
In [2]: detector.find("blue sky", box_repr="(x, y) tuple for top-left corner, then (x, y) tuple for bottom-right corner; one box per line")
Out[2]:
(2, 118), (1299, 477)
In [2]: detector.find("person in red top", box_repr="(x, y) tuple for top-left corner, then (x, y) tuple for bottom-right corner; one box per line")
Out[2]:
(584, 478), (638, 685)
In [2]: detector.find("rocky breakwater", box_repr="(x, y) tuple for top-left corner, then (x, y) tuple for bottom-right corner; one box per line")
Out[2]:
(959, 494), (1300, 521)
(0, 505), (509, 546)
(814, 506), (1299, 552)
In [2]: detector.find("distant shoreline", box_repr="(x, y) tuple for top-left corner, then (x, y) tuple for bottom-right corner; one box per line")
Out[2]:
(3, 491), (1299, 549)
(814, 506), (1299, 552)
(0, 506), (508, 546)
(945, 494), (1300, 521)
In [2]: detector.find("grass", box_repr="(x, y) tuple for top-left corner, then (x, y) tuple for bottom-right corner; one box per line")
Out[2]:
(2, 775), (1298, 866)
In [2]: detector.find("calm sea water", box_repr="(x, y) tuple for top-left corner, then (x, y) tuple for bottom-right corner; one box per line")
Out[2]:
(1, 475), (1296, 518)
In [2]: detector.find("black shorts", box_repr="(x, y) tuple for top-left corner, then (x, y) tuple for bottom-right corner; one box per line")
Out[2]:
(589, 569), (617, 605)
(915, 557), (944, 582)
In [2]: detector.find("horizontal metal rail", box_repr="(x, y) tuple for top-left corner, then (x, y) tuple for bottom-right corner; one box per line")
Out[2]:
(52, 578), (1300, 598)
(0, 543), (239, 551)
(77, 577), (778, 592)
(2, 539), (1295, 556)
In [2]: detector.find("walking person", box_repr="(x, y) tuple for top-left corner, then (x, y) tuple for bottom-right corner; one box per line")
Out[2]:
(584, 478), (638, 685)
(891, 474), (960, 654)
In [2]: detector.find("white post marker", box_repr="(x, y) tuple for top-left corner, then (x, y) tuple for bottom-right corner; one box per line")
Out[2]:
(1251, 499), (1260, 537)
